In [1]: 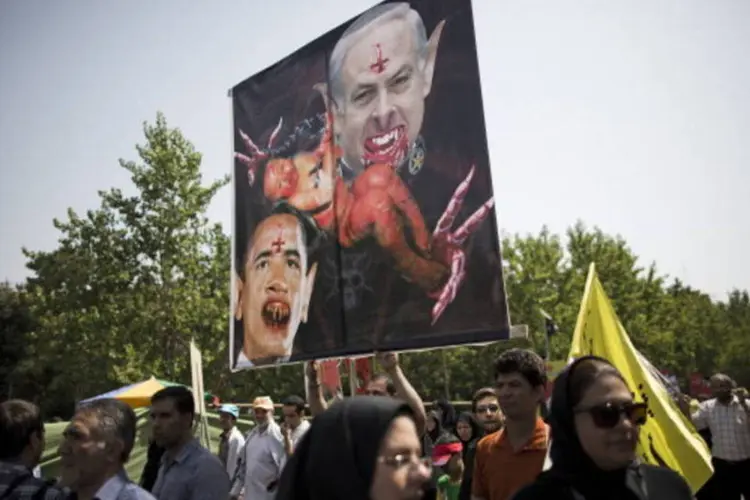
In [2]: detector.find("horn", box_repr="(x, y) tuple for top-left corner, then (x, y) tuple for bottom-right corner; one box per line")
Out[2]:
(267, 117), (284, 149)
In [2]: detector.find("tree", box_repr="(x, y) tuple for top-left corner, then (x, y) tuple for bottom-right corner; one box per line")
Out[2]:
(717, 290), (750, 386)
(15, 112), (750, 409)
(496, 222), (749, 390)
(0, 282), (33, 399)
(22, 113), (229, 414)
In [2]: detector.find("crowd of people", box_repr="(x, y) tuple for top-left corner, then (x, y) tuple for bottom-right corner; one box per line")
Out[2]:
(1, 349), (749, 500)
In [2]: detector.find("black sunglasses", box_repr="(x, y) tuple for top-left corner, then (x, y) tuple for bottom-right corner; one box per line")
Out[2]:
(575, 401), (648, 429)
(476, 404), (500, 414)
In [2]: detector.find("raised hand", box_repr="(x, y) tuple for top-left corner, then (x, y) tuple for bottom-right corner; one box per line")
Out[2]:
(234, 117), (283, 186)
(305, 360), (321, 385)
(375, 352), (399, 372)
(429, 166), (495, 324)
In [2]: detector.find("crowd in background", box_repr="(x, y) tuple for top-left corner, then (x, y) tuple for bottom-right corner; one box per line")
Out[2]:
(1, 348), (749, 500)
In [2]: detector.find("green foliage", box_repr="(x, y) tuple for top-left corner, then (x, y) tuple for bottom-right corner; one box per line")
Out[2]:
(19, 113), (232, 416)
(5, 113), (749, 418)
(0, 282), (33, 399)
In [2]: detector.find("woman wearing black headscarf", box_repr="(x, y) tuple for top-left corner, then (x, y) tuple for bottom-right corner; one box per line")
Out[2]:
(425, 411), (444, 448)
(455, 412), (483, 500)
(433, 399), (458, 431)
(277, 396), (432, 500)
(512, 356), (692, 500)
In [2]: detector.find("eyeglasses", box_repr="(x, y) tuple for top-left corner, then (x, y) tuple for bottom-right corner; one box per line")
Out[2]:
(575, 401), (648, 429)
(475, 404), (499, 414)
(378, 453), (432, 470)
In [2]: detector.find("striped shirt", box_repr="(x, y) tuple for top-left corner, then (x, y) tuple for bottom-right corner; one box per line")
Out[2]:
(0, 462), (66, 500)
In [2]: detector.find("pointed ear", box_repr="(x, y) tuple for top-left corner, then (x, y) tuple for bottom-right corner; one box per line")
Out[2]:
(234, 273), (244, 321)
(422, 19), (446, 98)
(313, 82), (342, 138)
(301, 262), (318, 323)
(313, 83), (330, 111)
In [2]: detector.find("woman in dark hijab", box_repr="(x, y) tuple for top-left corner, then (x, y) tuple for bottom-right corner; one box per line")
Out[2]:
(512, 356), (692, 500)
(423, 411), (448, 500)
(433, 399), (457, 431)
(454, 412), (484, 500)
(277, 396), (432, 500)
(425, 411), (444, 446)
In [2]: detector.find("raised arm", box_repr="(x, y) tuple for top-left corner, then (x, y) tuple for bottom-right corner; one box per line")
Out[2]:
(376, 352), (427, 436)
(305, 361), (328, 417)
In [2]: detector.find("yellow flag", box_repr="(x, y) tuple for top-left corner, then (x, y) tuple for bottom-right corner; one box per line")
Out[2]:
(568, 263), (713, 493)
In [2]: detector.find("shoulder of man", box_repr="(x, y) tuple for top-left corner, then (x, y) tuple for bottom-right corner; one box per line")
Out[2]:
(701, 398), (716, 409)
(230, 428), (245, 443)
(0, 470), (64, 500)
(22, 479), (67, 500)
(120, 481), (158, 500)
(476, 430), (501, 450)
(267, 423), (284, 441)
(189, 446), (225, 472)
(297, 419), (311, 433)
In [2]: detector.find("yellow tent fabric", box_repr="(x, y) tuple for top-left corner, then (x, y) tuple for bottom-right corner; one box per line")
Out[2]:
(567, 263), (713, 493)
(115, 378), (169, 408)
(80, 377), (215, 410)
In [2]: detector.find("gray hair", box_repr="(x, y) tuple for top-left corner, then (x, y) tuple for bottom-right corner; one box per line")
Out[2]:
(77, 398), (137, 463)
(710, 373), (732, 385)
(328, 2), (428, 107)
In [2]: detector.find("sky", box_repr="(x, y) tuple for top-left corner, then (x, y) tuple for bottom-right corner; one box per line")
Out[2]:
(1, 0), (748, 301)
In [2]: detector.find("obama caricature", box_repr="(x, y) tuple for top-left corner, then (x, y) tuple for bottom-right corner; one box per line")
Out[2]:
(233, 202), (320, 368)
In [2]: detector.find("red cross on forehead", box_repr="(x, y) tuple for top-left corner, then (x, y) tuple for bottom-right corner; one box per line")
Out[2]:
(369, 43), (389, 74)
(270, 227), (285, 253)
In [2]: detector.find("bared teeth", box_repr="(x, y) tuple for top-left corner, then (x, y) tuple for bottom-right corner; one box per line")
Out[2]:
(370, 128), (400, 148)
(263, 302), (290, 325)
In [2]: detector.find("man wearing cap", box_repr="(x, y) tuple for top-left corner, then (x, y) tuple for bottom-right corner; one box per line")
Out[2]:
(230, 397), (286, 500)
(218, 404), (245, 482)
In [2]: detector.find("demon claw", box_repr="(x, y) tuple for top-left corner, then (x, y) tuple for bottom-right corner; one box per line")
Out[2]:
(431, 249), (466, 324)
(236, 125), (278, 187)
(429, 166), (494, 323)
(431, 267), (466, 325)
(434, 165), (476, 237)
(235, 152), (258, 186)
(454, 197), (495, 245)
(238, 129), (262, 155)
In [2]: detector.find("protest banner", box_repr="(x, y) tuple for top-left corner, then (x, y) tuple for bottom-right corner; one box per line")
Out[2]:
(229, 0), (508, 370)
(566, 263), (713, 493)
(190, 340), (211, 450)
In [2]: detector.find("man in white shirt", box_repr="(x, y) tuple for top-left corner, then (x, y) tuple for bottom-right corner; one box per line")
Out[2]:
(58, 398), (156, 500)
(217, 404), (245, 481)
(280, 396), (310, 456)
(681, 373), (750, 499)
(230, 397), (286, 500)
